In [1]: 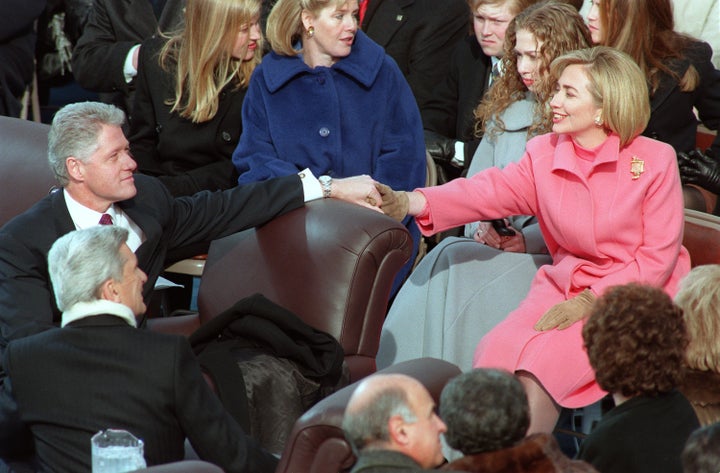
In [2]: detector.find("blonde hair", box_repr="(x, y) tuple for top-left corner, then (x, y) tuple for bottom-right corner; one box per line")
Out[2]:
(266, 0), (348, 56)
(475, 1), (592, 139)
(466, 0), (538, 15)
(549, 46), (650, 147)
(160, 0), (263, 123)
(675, 265), (720, 373)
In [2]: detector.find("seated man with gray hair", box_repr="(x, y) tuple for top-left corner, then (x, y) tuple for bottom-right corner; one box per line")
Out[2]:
(439, 368), (597, 472)
(1, 226), (278, 473)
(342, 373), (448, 472)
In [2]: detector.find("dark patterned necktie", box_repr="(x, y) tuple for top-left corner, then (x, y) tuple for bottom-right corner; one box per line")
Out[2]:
(99, 214), (113, 225)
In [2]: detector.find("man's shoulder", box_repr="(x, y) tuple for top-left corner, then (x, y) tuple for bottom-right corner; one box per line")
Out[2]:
(0, 191), (62, 240)
(351, 450), (431, 472)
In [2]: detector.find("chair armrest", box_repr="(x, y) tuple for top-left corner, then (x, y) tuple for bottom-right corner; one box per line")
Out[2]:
(146, 312), (202, 337)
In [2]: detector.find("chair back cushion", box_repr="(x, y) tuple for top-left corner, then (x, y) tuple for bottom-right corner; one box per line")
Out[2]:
(683, 208), (720, 267)
(0, 117), (55, 227)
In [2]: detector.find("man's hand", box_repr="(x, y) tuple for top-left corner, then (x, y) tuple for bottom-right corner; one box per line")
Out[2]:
(376, 183), (409, 221)
(424, 131), (458, 164)
(678, 148), (720, 194)
(534, 289), (595, 331)
(331, 175), (382, 212)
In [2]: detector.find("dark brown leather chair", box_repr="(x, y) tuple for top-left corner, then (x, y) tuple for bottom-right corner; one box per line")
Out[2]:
(683, 208), (720, 267)
(134, 460), (223, 472)
(150, 198), (413, 382)
(275, 357), (462, 473)
(0, 117), (55, 227)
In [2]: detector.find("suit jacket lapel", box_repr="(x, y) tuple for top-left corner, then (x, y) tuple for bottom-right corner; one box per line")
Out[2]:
(50, 189), (78, 237)
(363, 0), (414, 46)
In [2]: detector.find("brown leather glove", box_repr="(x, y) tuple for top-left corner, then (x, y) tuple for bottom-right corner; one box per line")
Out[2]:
(534, 289), (595, 331)
(376, 183), (409, 222)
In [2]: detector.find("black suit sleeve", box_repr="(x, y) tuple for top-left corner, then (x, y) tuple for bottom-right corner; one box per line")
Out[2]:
(402, 0), (469, 110)
(691, 42), (720, 155)
(134, 174), (305, 253)
(172, 337), (278, 473)
(71, 0), (147, 94)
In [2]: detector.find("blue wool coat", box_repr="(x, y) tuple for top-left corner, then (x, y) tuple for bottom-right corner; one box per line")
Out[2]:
(232, 30), (426, 193)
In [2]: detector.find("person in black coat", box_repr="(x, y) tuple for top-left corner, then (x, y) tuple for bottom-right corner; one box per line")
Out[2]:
(0, 0), (46, 117)
(360, 0), (469, 112)
(71, 0), (186, 115)
(2, 225), (278, 473)
(0, 101), (382, 464)
(579, 284), (700, 473)
(129, 0), (263, 196)
(587, 0), (720, 211)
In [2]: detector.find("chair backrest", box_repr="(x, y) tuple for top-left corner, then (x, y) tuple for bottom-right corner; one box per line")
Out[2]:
(133, 460), (223, 473)
(0, 116), (56, 227)
(683, 208), (720, 267)
(275, 357), (461, 473)
(197, 199), (413, 382)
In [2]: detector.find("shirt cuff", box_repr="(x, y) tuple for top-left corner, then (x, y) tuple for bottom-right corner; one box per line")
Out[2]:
(124, 44), (141, 83)
(299, 169), (322, 202)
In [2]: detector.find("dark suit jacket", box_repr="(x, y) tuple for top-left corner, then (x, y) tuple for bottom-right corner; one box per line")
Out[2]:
(71, 0), (186, 113)
(3, 314), (278, 473)
(129, 36), (244, 197)
(0, 0), (45, 117)
(361, 0), (469, 110)
(0, 173), (303, 349)
(421, 35), (490, 143)
(350, 450), (437, 473)
(644, 40), (720, 155)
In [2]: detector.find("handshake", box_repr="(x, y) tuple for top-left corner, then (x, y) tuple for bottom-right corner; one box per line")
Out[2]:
(375, 183), (410, 222)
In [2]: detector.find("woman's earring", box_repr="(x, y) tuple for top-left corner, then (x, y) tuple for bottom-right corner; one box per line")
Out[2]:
(306, 26), (315, 38)
(594, 115), (603, 127)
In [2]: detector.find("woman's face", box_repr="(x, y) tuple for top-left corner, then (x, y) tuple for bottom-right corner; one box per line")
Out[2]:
(231, 17), (262, 61)
(514, 29), (544, 93)
(586, 0), (603, 44)
(473, 1), (515, 58)
(550, 64), (606, 148)
(302, 0), (359, 67)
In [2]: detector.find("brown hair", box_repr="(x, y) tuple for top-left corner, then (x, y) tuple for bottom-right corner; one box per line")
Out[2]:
(596, 0), (699, 94)
(474, 1), (592, 139)
(583, 283), (688, 397)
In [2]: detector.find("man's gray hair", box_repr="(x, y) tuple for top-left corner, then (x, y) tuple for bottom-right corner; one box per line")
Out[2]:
(48, 102), (126, 186)
(342, 386), (418, 451)
(48, 226), (130, 311)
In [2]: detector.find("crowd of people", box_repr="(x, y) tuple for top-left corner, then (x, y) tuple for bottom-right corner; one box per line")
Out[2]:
(0, 0), (719, 471)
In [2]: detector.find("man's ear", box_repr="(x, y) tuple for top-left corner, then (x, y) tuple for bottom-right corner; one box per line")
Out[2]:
(387, 415), (410, 446)
(99, 278), (120, 303)
(66, 157), (83, 181)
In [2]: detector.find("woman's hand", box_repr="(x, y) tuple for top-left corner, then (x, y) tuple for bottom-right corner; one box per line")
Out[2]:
(474, 220), (526, 253)
(534, 289), (595, 331)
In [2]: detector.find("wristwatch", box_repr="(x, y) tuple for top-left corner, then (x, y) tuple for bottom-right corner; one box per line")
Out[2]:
(319, 175), (332, 198)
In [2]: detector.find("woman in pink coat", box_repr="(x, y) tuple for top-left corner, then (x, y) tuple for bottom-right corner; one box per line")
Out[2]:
(380, 46), (691, 434)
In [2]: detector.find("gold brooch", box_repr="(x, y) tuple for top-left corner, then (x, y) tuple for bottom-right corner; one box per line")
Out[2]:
(630, 156), (645, 180)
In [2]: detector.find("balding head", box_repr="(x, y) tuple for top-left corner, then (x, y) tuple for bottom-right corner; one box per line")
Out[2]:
(342, 374), (446, 468)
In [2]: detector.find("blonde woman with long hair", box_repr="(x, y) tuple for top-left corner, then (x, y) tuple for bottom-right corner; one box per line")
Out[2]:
(129, 0), (263, 196)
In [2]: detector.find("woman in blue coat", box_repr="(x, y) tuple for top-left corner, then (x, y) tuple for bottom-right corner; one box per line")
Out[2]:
(232, 0), (426, 290)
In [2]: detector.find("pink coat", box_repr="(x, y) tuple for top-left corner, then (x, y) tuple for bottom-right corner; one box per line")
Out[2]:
(416, 132), (691, 407)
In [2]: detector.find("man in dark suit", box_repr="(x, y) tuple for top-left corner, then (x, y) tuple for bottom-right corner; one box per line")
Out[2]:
(2, 225), (279, 472)
(72, 0), (186, 115)
(421, 0), (540, 182)
(0, 101), (381, 463)
(360, 0), (469, 111)
(0, 0), (45, 117)
(342, 373), (448, 472)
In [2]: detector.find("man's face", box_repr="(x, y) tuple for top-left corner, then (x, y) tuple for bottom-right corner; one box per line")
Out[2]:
(473, 2), (515, 57)
(68, 124), (138, 212)
(114, 244), (148, 316)
(404, 382), (447, 468)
